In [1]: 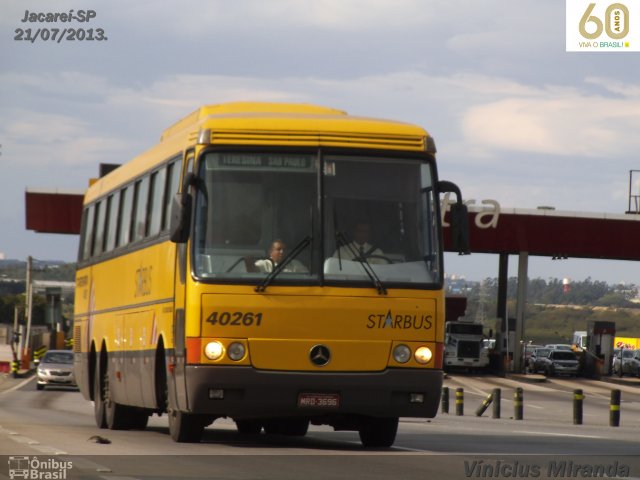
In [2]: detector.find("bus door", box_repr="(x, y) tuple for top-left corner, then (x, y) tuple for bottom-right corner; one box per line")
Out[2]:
(170, 150), (194, 411)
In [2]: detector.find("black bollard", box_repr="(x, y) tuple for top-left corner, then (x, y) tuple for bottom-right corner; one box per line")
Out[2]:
(514, 387), (523, 420)
(492, 388), (501, 419)
(441, 387), (449, 414)
(610, 389), (621, 427)
(475, 393), (493, 417)
(455, 388), (464, 416)
(573, 389), (584, 425)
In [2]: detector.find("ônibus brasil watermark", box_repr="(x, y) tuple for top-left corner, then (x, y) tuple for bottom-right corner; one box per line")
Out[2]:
(7, 456), (73, 480)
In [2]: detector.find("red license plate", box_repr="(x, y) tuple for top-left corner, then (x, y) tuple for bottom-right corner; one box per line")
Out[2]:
(297, 393), (340, 409)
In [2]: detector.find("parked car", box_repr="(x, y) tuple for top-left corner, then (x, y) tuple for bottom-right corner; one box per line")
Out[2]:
(528, 347), (552, 374)
(36, 350), (77, 390)
(538, 350), (580, 377)
(612, 349), (640, 377)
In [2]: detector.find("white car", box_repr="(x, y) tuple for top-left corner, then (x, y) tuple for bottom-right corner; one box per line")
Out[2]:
(36, 350), (77, 390)
(612, 349), (640, 377)
(545, 344), (574, 351)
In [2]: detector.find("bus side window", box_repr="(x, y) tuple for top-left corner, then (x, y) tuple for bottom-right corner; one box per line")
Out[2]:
(92, 200), (106, 257)
(81, 205), (95, 260)
(163, 159), (182, 231)
(118, 185), (134, 247)
(105, 193), (120, 252)
(132, 177), (150, 242)
(147, 168), (166, 237)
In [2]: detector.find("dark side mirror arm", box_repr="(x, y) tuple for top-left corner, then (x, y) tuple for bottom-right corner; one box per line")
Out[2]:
(169, 173), (196, 244)
(438, 180), (470, 255)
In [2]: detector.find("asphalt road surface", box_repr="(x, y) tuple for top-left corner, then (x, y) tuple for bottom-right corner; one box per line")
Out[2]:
(0, 373), (638, 479)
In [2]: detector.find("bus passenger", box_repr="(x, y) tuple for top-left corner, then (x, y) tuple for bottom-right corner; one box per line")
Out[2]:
(255, 239), (308, 273)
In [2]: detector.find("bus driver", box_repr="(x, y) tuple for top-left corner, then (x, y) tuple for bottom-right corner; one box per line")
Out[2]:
(333, 222), (384, 263)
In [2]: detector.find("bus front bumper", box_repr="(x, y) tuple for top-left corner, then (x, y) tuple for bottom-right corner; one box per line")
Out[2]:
(184, 365), (443, 419)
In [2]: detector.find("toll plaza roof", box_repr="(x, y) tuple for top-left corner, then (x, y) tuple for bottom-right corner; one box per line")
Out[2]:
(25, 188), (83, 235)
(444, 205), (640, 261)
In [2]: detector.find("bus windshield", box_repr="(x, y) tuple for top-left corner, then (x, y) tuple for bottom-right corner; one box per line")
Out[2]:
(193, 151), (440, 287)
(323, 155), (440, 286)
(194, 152), (317, 280)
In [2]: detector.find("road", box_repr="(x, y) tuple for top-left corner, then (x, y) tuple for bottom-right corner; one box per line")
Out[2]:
(0, 373), (639, 479)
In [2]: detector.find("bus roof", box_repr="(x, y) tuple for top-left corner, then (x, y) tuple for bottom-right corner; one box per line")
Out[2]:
(160, 102), (430, 148)
(84, 102), (432, 203)
(160, 102), (349, 141)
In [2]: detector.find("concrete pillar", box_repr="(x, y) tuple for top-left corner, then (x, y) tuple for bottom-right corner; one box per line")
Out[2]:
(514, 251), (528, 373)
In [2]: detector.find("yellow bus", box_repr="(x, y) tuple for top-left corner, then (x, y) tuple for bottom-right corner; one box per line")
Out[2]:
(73, 102), (468, 447)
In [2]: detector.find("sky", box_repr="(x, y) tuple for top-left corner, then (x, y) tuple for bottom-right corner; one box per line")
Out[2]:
(1, 0), (639, 284)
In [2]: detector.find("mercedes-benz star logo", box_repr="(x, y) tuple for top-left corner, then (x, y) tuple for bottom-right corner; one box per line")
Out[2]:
(309, 344), (331, 367)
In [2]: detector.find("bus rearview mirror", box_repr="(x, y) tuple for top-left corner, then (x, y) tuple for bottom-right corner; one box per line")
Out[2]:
(449, 202), (470, 255)
(170, 192), (192, 244)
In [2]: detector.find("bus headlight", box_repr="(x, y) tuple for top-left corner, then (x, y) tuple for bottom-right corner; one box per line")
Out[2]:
(204, 341), (224, 360)
(393, 344), (411, 364)
(227, 342), (246, 361)
(414, 347), (433, 364)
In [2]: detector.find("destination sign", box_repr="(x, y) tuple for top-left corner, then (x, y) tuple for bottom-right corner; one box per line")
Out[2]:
(208, 153), (315, 172)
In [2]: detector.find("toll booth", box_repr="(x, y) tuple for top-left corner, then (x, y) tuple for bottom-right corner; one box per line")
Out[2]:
(584, 320), (616, 377)
(495, 317), (516, 373)
(45, 287), (65, 349)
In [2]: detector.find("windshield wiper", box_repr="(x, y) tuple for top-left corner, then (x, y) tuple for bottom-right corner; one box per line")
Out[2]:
(335, 231), (387, 295)
(255, 235), (312, 293)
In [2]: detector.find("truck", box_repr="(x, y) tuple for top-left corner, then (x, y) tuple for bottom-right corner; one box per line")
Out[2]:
(572, 331), (587, 350)
(443, 319), (490, 372)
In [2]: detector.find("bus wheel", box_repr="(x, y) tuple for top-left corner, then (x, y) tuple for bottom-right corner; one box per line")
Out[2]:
(280, 419), (309, 436)
(168, 410), (205, 443)
(358, 417), (398, 448)
(127, 410), (149, 430)
(104, 366), (131, 430)
(93, 362), (107, 429)
(263, 419), (283, 435)
(235, 419), (263, 435)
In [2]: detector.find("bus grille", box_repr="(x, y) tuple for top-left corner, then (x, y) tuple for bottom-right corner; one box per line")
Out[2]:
(458, 341), (480, 359)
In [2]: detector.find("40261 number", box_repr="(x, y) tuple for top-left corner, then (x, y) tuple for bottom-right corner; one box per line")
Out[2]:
(206, 311), (263, 327)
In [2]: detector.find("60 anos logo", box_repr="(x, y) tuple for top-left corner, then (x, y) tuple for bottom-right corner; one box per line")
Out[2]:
(579, 3), (629, 39)
(567, 1), (636, 51)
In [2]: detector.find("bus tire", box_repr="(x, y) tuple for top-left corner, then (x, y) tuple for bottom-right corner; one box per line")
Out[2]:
(93, 361), (107, 429)
(104, 373), (130, 430)
(168, 410), (205, 443)
(235, 419), (263, 435)
(358, 417), (398, 448)
(263, 419), (284, 435)
(280, 419), (309, 436)
(127, 409), (150, 430)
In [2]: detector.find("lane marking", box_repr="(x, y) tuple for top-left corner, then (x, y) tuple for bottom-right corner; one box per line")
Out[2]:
(69, 457), (114, 473)
(514, 430), (604, 439)
(30, 444), (67, 455)
(100, 477), (141, 480)
(0, 375), (35, 395)
(2, 425), (68, 455)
